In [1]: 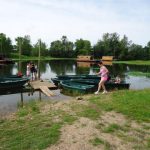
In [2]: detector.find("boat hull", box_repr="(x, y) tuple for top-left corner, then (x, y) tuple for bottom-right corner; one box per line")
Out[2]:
(60, 81), (95, 94)
(0, 77), (29, 90)
(71, 79), (130, 90)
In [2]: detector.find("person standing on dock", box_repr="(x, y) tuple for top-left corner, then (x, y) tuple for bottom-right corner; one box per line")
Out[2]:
(26, 62), (31, 77)
(95, 61), (109, 94)
(30, 62), (37, 80)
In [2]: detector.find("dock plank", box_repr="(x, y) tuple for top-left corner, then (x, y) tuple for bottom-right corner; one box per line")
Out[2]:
(39, 86), (54, 96)
(29, 80), (57, 90)
(29, 80), (57, 97)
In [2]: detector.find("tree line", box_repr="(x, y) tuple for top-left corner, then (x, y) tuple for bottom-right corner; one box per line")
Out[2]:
(0, 32), (150, 60)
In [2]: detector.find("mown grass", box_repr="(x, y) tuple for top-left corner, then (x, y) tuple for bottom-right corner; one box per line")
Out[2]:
(113, 60), (150, 65)
(89, 89), (150, 122)
(0, 89), (150, 149)
(0, 100), (77, 150)
(103, 123), (122, 133)
(10, 53), (150, 65)
(128, 71), (150, 77)
(10, 53), (75, 61)
(89, 137), (111, 149)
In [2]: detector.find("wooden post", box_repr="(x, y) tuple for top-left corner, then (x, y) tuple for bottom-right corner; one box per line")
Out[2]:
(20, 92), (23, 107)
(38, 39), (41, 79)
(18, 39), (22, 71)
(39, 91), (41, 101)
(0, 37), (2, 54)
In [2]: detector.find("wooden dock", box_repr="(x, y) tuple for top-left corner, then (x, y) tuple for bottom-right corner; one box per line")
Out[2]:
(29, 80), (57, 97)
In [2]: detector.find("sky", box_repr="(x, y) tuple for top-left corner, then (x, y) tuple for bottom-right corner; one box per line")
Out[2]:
(0, 0), (150, 46)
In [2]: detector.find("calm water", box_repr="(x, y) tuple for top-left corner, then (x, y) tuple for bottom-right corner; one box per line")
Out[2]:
(0, 60), (150, 117)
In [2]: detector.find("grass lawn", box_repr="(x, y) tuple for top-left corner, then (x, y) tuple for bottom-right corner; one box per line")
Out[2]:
(0, 89), (150, 149)
(113, 60), (150, 65)
(128, 71), (150, 77)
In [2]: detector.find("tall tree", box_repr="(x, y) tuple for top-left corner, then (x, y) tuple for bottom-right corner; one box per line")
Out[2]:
(32, 40), (48, 56)
(0, 33), (13, 57)
(119, 35), (131, 60)
(15, 35), (32, 56)
(128, 44), (143, 60)
(49, 36), (74, 58)
(75, 39), (91, 56)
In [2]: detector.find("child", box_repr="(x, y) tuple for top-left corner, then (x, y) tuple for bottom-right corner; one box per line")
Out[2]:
(26, 63), (30, 77)
(115, 75), (121, 83)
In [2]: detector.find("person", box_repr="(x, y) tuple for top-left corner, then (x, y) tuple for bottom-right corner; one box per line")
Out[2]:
(115, 75), (121, 83)
(26, 62), (31, 77)
(30, 62), (37, 80)
(95, 61), (109, 94)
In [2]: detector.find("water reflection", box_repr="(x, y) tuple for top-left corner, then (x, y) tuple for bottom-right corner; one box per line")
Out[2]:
(1, 60), (150, 117)
(1, 60), (150, 88)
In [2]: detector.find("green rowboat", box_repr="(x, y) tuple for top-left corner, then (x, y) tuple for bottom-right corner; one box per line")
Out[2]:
(60, 81), (95, 94)
(0, 77), (29, 90)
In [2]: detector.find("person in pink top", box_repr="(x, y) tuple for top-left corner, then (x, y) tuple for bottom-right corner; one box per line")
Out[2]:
(95, 61), (109, 94)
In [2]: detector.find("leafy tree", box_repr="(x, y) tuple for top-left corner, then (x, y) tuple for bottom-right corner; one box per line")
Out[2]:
(0, 33), (13, 57)
(128, 44), (143, 60)
(32, 40), (48, 56)
(93, 33), (131, 60)
(74, 39), (91, 56)
(49, 36), (74, 58)
(15, 35), (32, 56)
(119, 35), (131, 60)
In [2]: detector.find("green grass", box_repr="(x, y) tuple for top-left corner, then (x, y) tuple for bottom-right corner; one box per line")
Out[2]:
(90, 137), (104, 146)
(113, 60), (150, 65)
(0, 101), (77, 150)
(0, 89), (150, 149)
(10, 53), (76, 61)
(89, 89), (150, 122)
(0, 116), (61, 150)
(78, 104), (101, 120)
(103, 123), (122, 133)
(89, 137), (111, 149)
(10, 53), (150, 65)
(128, 71), (150, 77)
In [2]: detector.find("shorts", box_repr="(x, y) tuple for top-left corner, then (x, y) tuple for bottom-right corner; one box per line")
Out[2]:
(101, 77), (108, 81)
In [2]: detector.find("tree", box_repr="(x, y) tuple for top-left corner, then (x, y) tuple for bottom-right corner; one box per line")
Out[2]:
(128, 44), (143, 60)
(0, 33), (13, 57)
(15, 35), (32, 56)
(49, 36), (74, 58)
(74, 39), (91, 56)
(32, 40), (48, 56)
(119, 35), (131, 60)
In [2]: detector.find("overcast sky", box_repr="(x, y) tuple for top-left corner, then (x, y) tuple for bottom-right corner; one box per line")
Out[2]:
(0, 0), (150, 46)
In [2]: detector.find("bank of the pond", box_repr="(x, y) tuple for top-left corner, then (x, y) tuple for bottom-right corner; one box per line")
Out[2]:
(128, 71), (150, 77)
(10, 53), (150, 65)
(114, 60), (150, 65)
(0, 89), (150, 150)
(11, 53), (76, 61)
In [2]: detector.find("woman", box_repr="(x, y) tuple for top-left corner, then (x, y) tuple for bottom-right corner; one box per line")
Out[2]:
(26, 62), (30, 77)
(30, 62), (37, 80)
(95, 61), (109, 94)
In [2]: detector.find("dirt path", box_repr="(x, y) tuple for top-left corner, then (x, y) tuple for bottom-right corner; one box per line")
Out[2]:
(45, 99), (149, 150)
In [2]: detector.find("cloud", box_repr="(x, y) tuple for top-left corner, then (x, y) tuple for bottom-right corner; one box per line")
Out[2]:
(0, 0), (150, 46)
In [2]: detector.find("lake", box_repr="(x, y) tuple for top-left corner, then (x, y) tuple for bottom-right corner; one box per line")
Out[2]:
(0, 60), (150, 117)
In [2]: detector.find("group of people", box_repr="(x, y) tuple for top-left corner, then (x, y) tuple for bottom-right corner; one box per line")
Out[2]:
(26, 62), (38, 80)
(95, 61), (121, 95)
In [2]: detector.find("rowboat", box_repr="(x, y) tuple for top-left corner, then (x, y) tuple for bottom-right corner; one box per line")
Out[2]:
(52, 75), (99, 86)
(1, 74), (23, 78)
(0, 77), (29, 90)
(57, 75), (101, 80)
(60, 81), (95, 94)
(71, 79), (130, 90)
